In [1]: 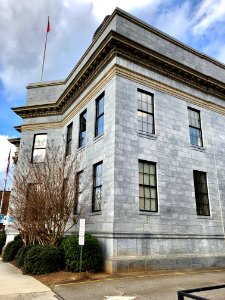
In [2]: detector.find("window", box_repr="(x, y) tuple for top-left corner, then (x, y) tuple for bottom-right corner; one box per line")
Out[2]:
(188, 108), (203, 147)
(139, 161), (157, 212)
(95, 93), (104, 137)
(92, 162), (103, 212)
(137, 89), (154, 134)
(79, 110), (87, 148)
(66, 123), (73, 156)
(193, 171), (210, 216)
(74, 171), (83, 214)
(32, 134), (47, 163)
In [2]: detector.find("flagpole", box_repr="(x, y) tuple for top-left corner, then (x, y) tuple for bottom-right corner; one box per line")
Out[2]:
(0, 150), (11, 215)
(40, 16), (50, 82)
(0, 178), (7, 215)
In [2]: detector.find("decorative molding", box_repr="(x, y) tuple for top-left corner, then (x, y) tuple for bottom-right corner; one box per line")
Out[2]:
(13, 31), (225, 120)
(20, 64), (225, 132)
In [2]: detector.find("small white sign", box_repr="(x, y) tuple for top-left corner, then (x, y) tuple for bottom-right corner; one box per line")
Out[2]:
(79, 219), (85, 245)
(79, 236), (84, 245)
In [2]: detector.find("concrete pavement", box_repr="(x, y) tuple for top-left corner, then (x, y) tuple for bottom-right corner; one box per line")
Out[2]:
(2, 256), (225, 299)
(0, 258), (57, 300)
(53, 268), (225, 300)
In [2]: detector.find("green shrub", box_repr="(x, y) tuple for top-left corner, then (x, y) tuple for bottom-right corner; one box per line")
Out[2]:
(2, 238), (23, 262)
(15, 245), (32, 268)
(14, 234), (22, 242)
(23, 244), (62, 275)
(0, 230), (6, 254)
(63, 233), (102, 272)
(58, 236), (70, 270)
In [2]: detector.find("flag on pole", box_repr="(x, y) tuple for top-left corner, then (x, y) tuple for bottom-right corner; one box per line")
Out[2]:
(47, 16), (50, 33)
(41, 16), (51, 81)
(5, 150), (11, 179)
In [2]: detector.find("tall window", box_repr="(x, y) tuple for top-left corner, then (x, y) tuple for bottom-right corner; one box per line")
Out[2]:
(32, 134), (47, 163)
(137, 89), (154, 134)
(188, 108), (203, 147)
(66, 122), (73, 156)
(74, 171), (83, 214)
(95, 93), (104, 137)
(79, 110), (87, 148)
(139, 161), (157, 212)
(193, 171), (210, 216)
(92, 161), (103, 212)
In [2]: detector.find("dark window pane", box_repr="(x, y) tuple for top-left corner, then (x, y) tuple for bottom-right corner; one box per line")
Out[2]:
(32, 134), (47, 163)
(95, 94), (104, 137)
(189, 127), (202, 146)
(98, 98), (104, 115)
(139, 161), (157, 212)
(97, 116), (104, 136)
(34, 135), (47, 148)
(66, 123), (73, 156)
(33, 149), (46, 163)
(193, 171), (210, 216)
(92, 162), (103, 212)
(79, 110), (87, 148)
(188, 108), (203, 147)
(137, 90), (154, 134)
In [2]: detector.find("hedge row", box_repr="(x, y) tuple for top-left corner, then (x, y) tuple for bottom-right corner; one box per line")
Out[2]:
(2, 233), (102, 275)
(2, 235), (23, 262)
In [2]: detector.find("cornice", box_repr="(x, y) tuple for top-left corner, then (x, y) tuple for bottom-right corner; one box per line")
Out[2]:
(8, 137), (20, 146)
(114, 8), (225, 70)
(13, 31), (225, 119)
(20, 64), (225, 133)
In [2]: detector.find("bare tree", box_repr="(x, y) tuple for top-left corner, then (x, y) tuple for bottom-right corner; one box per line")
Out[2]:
(9, 142), (90, 246)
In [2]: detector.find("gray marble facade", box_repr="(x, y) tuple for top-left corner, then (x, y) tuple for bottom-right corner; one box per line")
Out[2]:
(11, 8), (225, 273)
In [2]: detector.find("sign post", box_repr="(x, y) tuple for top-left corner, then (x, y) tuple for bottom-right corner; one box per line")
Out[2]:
(79, 219), (85, 273)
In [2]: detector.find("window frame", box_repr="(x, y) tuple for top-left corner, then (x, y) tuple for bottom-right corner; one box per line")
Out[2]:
(74, 170), (83, 215)
(31, 133), (47, 163)
(139, 160), (158, 212)
(66, 122), (73, 156)
(137, 88), (155, 134)
(193, 170), (210, 216)
(188, 107), (203, 147)
(95, 92), (104, 137)
(78, 109), (87, 148)
(92, 161), (103, 212)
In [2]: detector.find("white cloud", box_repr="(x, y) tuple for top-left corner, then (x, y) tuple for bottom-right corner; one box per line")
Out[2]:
(154, 1), (192, 42)
(193, 0), (225, 34)
(86, 0), (161, 21)
(0, 0), (167, 106)
(0, 0), (97, 102)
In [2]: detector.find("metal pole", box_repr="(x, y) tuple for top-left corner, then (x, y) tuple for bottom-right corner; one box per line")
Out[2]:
(0, 178), (7, 214)
(79, 245), (83, 273)
(40, 17), (49, 82)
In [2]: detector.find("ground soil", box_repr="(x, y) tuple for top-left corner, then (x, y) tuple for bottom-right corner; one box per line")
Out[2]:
(33, 270), (111, 287)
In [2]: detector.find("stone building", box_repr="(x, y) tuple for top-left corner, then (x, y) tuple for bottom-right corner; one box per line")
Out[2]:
(11, 8), (225, 273)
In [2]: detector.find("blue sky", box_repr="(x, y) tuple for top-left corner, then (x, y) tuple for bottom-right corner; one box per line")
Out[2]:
(1, 0), (225, 187)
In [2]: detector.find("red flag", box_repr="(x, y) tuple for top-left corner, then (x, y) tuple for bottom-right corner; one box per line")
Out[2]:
(47, 17), (50, 33)
(5, 150), (11, 178)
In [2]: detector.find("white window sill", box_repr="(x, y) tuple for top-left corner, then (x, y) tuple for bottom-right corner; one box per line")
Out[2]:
(139, 211), (160, 216)
(94, 134), (104, 143)
(196, 215), (212, 220)
(89, 211), (102, 216)
(138, 131), (157, 140)
(77, 145), (85, 153)
(190, 145), (206, 152)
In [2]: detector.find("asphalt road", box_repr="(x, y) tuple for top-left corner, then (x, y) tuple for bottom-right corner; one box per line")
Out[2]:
(53, 269), (225, 300)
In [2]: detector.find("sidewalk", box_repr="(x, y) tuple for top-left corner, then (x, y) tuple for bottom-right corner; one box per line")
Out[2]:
(0, 258), (56, 299)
